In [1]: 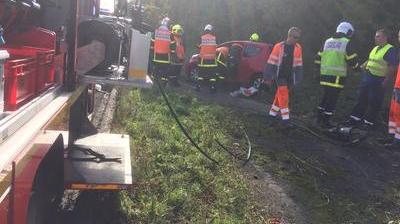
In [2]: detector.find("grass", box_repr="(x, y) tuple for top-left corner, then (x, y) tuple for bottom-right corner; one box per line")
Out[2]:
(113, 88), (264, 223)
(111, 69), (398, 223)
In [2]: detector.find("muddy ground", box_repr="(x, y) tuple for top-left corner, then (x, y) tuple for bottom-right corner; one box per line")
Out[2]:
(173, 82), (400, 224)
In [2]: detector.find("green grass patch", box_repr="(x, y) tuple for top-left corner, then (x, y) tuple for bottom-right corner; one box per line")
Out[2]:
(114, 88), (264, 223)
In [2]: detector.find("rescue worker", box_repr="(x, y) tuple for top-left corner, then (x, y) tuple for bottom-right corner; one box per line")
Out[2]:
(386, 30), (400, 148)
(170, 24), (185, 86)
(345, 29), (398, 129)
(196, 24), (218, 92)
(151, 17), (175, 83)
(264, 27), (303, 122)
(250, 33), (260, 42)
(315, 22), (359, 128)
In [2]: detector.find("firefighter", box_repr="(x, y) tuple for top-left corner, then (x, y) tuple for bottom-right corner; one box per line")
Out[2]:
(250, 33), (260, 42)
(170, 24), (185, 86)
(345, 29), (398, 129)
(151, 17), (175, 83)
(264, 27), (303, 123)
(387, 30), (400, 148)
(196, 24), (218, 92)
(315, 22), (359, 128)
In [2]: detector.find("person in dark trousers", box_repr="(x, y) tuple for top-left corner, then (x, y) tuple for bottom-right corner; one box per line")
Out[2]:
(170, 24), (185, 86)
(151, 17), (175, 84)
(196, 24), (218, 93)
(345, 29), (398, 129)
(315, 22), (360, 128)
(264, 27), (304, 123)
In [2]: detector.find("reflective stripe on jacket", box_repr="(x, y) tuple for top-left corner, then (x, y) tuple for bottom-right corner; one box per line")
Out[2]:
(264, 41), (303, 85)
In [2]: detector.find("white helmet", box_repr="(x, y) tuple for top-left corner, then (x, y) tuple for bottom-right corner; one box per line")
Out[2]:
(336, 22), (354, 36)
(204, 24), (213, 32)
(161, 17), (170, 26)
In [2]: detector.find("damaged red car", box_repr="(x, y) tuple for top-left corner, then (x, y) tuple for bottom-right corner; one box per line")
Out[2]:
(186, 41), (273, 88)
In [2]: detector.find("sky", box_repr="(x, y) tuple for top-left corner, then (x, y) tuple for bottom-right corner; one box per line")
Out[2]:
(100, 0), (115, 13)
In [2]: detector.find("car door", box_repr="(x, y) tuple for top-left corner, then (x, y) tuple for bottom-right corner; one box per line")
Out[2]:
(236, 42), (263, 84)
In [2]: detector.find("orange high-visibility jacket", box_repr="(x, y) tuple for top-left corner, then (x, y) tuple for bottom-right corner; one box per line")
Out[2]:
(154, 26), (172, 54)
(264, 41), (304, 85)
(200, 34), (217, 60)
(173, 34), (185, 60)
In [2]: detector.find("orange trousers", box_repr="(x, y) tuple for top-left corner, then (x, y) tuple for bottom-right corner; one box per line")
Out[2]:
(269, 86), (290, 120)
(389, 97), (400, 140)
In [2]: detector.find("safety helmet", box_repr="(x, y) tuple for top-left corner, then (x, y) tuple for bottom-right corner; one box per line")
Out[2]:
(172, 24), (184, 35)
(250, 33), (260, 42)
(161, 17), (170, 26)
(204, 24), (213, 32)
(336, 22), (354, 37)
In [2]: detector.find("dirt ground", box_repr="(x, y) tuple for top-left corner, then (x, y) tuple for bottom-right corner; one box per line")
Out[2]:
(174, 82), (400, 224)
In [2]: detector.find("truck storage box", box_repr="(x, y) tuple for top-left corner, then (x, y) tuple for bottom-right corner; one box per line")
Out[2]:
(0, 50), (9, 113)
(3, 46), (55, 93)
(4, 56), (36, 111)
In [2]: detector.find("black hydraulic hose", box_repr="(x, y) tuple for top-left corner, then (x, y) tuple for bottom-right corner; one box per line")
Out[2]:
(242, 128), (252, 166)
(215, 139), (240, 159)
(155, 78), (219, 164)
(215, 127), (252, 166)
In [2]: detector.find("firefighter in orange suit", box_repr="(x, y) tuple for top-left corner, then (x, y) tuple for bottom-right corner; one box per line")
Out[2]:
(151, 17), (175, 83)
(387, 30), (400, 149)
(196, 24), (218, 92)
(263, 27), (303, 123)
(170, 24), (185, 86)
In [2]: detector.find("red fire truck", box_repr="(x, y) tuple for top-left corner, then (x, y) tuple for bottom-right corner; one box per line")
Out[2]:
(0, 0), (152, 223)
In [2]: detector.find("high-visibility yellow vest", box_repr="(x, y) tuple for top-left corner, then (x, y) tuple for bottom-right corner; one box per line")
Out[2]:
(320, 37), (349, 78)
(366, 43), (393, 77)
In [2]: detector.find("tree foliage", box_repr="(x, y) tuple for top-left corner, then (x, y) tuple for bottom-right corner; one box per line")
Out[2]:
(141, 0), (400, 63)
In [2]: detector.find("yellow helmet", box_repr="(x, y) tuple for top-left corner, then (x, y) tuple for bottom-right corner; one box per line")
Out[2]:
(250, 33), (260, 42)
(172, 24), (184, 35)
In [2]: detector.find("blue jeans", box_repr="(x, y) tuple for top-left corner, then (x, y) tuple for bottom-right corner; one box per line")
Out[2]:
(351, 71), (385, 124)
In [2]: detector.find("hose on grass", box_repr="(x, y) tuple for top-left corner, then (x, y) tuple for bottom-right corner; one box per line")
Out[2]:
(156, 77), (253, 165)
(155, 77), (220, 164)
(215, 126), (252, 166)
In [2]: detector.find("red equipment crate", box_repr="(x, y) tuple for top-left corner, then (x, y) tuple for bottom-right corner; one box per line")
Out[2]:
(2, 46), (56, 93)
(4, 56), (37, 111)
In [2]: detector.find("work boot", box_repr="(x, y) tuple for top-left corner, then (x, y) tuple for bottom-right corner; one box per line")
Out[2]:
(193, 83), (201, 92)
(160, 76), (168, 87)
(343, 117), (361, 127)
(321, 118), (335, 129)
(319, 112), (335, 129)
(210, 85), (216, 94)
(316, 108), (324, 124)
(360, 120), (375, 131)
